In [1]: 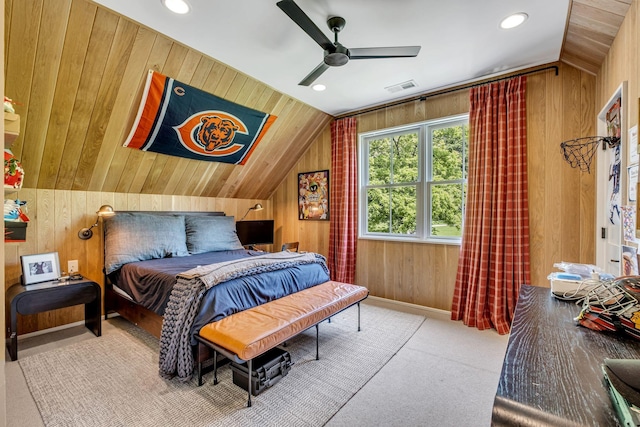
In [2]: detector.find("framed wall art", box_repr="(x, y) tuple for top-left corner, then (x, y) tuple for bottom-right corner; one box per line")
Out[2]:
(20, 252), (60, 285)
(298, 170), (329, 220)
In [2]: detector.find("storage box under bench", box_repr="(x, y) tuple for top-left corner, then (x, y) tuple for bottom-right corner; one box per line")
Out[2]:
(231, 347), (292, 396)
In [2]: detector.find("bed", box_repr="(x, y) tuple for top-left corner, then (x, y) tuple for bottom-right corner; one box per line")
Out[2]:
(102, 211), (331, 380)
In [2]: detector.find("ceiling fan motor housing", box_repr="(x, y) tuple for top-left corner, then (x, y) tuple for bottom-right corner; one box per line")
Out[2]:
(324, 43), (349, 66)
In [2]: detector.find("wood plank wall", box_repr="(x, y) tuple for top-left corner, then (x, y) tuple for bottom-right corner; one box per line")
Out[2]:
(597, 1), (640, 256)
(271, 128), (332, 255)
(3, 0), (331, 200)
(272, 63), (597, 311)
(4, 189), (271, 334)
(597, 1), (638, 135)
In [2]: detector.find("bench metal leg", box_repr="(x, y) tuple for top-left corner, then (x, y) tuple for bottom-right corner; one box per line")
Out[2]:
(213, 350), (219, 385)
(358, 302), (361, 332)
(247, 358), (253, 407)
(316, 324), (320, 360)
(198, 359), (203, 386)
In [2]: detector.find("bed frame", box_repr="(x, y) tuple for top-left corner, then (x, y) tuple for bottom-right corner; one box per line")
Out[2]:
(103, 211), (226, 363)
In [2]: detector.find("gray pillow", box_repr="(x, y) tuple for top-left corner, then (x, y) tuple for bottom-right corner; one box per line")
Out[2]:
(185, 215), (244, 254)
(104, 213), (189, 274)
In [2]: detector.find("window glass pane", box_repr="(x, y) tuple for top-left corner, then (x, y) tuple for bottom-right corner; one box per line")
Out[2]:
(360, 115), (468, 242)
(432, 124), (468, 181)
(367, 187), (390, 232)
(391, 186), (417, 234)
(392, 133), (419, 183)
(368, 138), (391, 185)
(431, 183), (463, 237)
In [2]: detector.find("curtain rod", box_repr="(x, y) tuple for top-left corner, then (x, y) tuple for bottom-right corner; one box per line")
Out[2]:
(336, 64), (559, 119)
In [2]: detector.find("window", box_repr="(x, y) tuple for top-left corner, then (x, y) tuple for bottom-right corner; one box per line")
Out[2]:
(359, 114), (469, 243)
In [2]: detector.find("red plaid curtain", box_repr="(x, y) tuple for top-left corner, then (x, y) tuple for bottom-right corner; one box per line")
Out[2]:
(329, 117), (358, 283)
(451, 76), (530, 334)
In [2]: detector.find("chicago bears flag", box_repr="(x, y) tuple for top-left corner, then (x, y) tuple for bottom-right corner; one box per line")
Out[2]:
(123, 70), (277, 165)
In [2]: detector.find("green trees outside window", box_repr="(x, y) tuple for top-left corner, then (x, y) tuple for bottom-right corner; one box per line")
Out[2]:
(360, 115), (468, 241)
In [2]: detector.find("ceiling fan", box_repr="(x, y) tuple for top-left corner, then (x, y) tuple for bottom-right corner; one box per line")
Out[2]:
(276, 0), (421, 86)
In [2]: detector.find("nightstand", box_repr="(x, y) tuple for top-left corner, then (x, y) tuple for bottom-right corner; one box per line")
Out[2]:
(5, 278), (102, 361)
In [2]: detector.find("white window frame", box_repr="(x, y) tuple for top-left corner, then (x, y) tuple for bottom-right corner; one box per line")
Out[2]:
(358, 113), (468, 244)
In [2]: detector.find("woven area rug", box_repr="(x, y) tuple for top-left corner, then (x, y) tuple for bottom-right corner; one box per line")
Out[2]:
(20, 304), (424, 427)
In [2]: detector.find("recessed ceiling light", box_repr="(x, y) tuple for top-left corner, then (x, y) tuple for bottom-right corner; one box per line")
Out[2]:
(162, 0), (190, 14)
(312, 84), (326, 92)
(500, 12), (528, 29)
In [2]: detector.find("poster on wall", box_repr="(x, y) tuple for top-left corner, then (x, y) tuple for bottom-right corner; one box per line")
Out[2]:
(628, 125), (638, 164)
(607, 97), (622, 225)
(622, 205), (637, 242)
(622, 245), (639, 276)
(628, 165), (638, 202)
(607, 98), (622, 138)
(298, 170), (329, 220)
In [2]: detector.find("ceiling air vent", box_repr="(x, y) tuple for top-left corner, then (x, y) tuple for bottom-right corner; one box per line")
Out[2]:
(385, 80), (418, 93)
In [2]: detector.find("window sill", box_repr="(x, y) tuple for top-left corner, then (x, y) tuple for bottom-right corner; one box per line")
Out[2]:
(358, 235), (461, 246)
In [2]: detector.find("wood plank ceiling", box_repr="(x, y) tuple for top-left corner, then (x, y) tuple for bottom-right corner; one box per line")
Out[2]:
(561, 0), (632, 74)
(4, 0), (630, 199)
(4, 0), (332, 200)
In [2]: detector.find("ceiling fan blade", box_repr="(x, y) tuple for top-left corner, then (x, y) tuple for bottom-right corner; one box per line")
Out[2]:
(349, 46), (421, 59)
(277, 0), (334, 52)
(299, 62), (330, 86)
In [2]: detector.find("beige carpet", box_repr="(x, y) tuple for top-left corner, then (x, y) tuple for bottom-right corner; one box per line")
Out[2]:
(19, 305), (424, 427)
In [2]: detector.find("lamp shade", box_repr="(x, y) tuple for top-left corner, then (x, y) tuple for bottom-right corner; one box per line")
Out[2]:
(97, 205), (115, 217)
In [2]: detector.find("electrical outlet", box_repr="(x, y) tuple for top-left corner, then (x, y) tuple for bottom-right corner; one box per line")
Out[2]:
(68, 260), (79, 274)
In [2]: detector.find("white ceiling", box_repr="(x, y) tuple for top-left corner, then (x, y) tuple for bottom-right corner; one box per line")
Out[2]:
(92, 0), (570, 116)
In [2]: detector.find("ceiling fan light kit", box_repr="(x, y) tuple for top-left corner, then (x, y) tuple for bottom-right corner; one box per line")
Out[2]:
(277, 0), (421, 86)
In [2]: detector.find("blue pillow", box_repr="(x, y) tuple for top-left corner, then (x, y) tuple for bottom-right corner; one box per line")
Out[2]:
(185, 215), (244, 254)
(104, 213), (189, 274)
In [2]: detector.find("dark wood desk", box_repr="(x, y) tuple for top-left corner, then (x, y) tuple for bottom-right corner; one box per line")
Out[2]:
(492, 284), (640, 427)
(6, 278), (101, 361)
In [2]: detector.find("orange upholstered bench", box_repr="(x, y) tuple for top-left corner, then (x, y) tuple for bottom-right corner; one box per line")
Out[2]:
(195, 281), (369, 406)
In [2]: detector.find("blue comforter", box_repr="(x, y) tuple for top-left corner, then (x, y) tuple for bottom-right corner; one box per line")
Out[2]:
(109, 249), (330, 344)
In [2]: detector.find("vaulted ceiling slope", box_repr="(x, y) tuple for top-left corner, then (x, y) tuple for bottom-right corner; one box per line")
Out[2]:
(561, 0), (632, 74)
(4, 0), (331, 200)
(3, 0), (630, 200)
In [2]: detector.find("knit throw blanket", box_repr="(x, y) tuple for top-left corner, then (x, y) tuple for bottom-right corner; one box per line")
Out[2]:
(159, 252), (329, 381)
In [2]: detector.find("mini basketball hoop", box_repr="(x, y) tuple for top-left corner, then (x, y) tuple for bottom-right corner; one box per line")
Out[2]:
(560, 136), (620, 173)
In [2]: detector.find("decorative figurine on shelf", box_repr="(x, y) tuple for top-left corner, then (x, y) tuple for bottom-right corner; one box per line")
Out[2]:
(4, 149), (24, 189)
(4, 199), (29, 222)
(4, 96), (15, 114)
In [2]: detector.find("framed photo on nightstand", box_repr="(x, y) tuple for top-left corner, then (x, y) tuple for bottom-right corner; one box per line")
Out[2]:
(20, 252), (61, 285)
